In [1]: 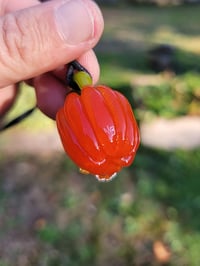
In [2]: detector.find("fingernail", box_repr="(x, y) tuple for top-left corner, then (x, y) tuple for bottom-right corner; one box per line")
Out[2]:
(55, 0), (95, 45)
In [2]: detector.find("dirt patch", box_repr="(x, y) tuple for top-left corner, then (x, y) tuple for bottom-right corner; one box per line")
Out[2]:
(0, 127), (63, 155)
(141, 116), (200, 150)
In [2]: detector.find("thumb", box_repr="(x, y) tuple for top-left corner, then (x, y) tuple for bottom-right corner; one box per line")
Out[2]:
(0, 0), (104, 88)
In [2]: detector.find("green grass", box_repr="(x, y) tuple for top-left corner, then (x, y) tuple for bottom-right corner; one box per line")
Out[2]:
(94, 5), (200, 121)
(1, 147), (200, 265)
(2, 83), (55, 132)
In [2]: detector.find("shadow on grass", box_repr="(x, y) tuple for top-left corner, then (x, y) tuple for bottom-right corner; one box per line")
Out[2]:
(96, 38), (200, 75)
(95, 39), (149, 73)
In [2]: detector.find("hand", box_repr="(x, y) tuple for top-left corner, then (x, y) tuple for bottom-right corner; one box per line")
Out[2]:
(0, 0), (104, 119)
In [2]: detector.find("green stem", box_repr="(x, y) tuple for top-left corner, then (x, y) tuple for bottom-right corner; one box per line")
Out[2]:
(73, 71), (93, 90)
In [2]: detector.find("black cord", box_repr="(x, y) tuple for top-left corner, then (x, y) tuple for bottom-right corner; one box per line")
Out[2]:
(70, 60), (91, 77)
(0, 106), (36, 132)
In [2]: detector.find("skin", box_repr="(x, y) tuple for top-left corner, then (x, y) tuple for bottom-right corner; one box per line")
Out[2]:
(0, 0), (104, 119)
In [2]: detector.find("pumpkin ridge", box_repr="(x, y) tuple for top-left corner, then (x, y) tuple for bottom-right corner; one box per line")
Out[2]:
(81, 87), (116, 153)
(63, 92), (106, 164)
(57, 109), (106, 171)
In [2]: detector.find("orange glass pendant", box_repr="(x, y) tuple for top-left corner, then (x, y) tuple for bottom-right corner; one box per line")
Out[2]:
(56, 63), (140, 182)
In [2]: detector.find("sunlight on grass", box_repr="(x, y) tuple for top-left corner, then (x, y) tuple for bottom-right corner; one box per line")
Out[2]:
(152, 26), (200, 53)
(99, 64), (134, 86)
(100, 5), (200, 64)
(4, 83), (55, 132)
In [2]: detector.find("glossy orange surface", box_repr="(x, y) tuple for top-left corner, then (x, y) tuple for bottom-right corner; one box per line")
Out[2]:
(56, 85), (140, 181)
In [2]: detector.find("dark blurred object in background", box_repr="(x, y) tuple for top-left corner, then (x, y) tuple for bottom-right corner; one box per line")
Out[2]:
(148, 44), (176, 72)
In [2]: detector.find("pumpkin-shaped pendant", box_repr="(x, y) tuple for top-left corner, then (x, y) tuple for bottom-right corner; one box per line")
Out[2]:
(56, 66), (140, 182)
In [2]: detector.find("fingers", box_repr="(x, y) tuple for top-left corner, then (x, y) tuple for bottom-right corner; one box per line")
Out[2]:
(52, 49), (100, 84)
(0, 0), (104, 88)
(34, 72), (68, 119)
(34, 49), (100, 119)
(0, 85), (19, 118)
(76, 49), (100, 85)
(0, 0), (39, 14)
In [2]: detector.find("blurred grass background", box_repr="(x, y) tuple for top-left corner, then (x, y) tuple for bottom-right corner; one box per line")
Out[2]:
(0, 3), (200, 266)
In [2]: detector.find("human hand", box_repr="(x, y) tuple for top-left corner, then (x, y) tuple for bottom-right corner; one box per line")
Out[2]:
(0, 0), (104, 119)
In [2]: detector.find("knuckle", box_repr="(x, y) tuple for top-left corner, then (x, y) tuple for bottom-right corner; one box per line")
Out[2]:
(0, 12), (40, 65)
(1, 14), (25, 61)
